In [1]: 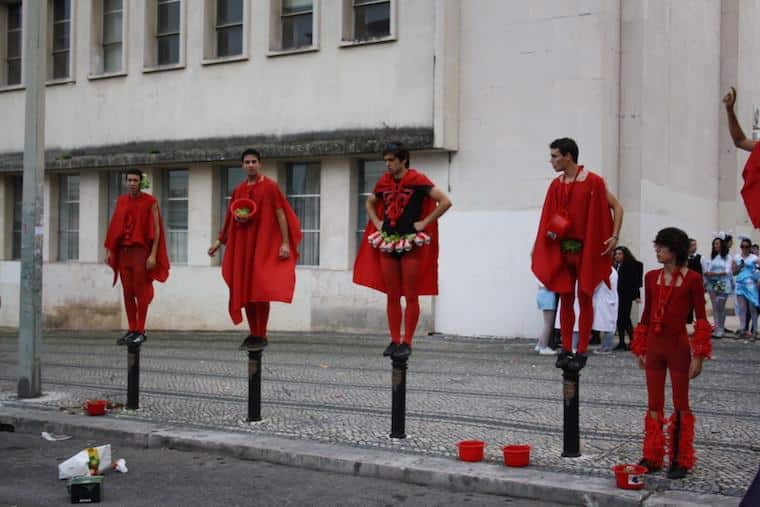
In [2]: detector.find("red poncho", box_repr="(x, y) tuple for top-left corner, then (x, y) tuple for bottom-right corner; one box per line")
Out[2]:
(741, 142), (760, 229)
(104, 192), (170, 287)
(353, 169), (439, 295)
(220, 177), (302, 324)
(531, 170), (613, 296)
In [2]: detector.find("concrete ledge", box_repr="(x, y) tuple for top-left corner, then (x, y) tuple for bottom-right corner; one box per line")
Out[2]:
(0, 405), (740, 507)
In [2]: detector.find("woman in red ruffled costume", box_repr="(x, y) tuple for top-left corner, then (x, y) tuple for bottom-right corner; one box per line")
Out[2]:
(723, 87), (760, 228)
(630, 227), (712, 479)
(105, 169), (170, 346)
(353, 143), (452, 359)
(208, 149), (302, 350)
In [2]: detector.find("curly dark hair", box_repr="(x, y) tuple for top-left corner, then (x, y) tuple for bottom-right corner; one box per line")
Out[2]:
(654, 227), (690, 266)
(382, 142), (410, 168)
(614, 246), (638, 265)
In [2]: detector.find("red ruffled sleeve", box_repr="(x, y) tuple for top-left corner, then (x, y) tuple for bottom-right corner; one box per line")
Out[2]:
(690, 319), (713, 359)
(630, 324), (648, 357)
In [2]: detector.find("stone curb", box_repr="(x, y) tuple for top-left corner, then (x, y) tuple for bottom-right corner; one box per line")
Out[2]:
(0, 405), (739, 507)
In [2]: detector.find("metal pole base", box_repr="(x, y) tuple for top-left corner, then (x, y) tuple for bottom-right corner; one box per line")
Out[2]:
(390, 356), (408, 439)
(561, 368), (580, 457)
(126, 344), (141, 410)
(247, 350), (262, 422)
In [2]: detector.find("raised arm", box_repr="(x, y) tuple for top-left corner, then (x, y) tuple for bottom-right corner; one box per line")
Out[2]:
(723, 87), (757, 152)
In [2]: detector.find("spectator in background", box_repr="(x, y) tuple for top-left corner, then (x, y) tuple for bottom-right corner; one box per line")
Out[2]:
(733, 236), (759, 339)
(703, 234), (733, 338)
(686, 238), (704, 324)
(613, 246), (643, 351)
(535, 284), (560, 355)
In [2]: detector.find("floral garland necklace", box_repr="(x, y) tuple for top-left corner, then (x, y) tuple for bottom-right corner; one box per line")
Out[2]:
(652, 268), (684, 334)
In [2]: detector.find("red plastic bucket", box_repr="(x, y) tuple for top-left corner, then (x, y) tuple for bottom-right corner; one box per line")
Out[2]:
(457, 440), (485, 462)
(611, 464), (647, 490)
(84, 400), (107, 416)
(502, 445), (531, 467)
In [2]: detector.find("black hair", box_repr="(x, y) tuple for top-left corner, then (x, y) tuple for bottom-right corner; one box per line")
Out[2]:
(653, 227), (689, 266)
(710, 236), (730, 259)
(241, 148), (262, 163)
(549, 138), (579, 163)
(740, 238), (752, 249)
(613, 246), (638, 265)
(381, 142), (410, 168)
(125, 168), (143, 179)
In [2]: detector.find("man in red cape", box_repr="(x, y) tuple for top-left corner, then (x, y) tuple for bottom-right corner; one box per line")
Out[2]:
(723, 86), (760, 228)
(208, 149), (302, 350)
(353, 142), (452, 359)
(531, 138), (623, 371)
(105, 169), (170, 346)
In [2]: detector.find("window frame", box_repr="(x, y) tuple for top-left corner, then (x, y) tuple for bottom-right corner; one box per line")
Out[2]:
(143, 0), (186, 72)
(202, 0), (249, 64)
(355, 159), (384, 249)
(339, 0), (396, 47)
(285, 161), (321, 267)
(3, 2), (23, 87)
(156, 0), (180, 66)
(89, 0), (128, 79)
(58, 173), (80, 262)
(50, 0), (73, 82)
(162, 168), (189, 265)
(101, 0), (124, 74)
(11, 174), (23, 260)
(268, 0), (319, 56)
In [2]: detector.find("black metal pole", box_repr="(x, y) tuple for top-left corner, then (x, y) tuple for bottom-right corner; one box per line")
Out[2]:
(126, 344), (140, 410)
(247, 350), (262, 422)
(390, 356), (408, 439)
(561, 368), (580, 457)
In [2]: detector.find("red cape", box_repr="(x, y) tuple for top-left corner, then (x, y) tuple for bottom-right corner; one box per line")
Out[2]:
(741, 142), (760, 229)
(531, 171), (612, 296)
(104, 192), (170, 287)
(221, 177), (302, 324)
(353, 169), (439, 295)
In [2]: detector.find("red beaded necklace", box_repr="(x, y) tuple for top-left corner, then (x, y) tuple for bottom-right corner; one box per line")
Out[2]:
(652, 268), (684, 334)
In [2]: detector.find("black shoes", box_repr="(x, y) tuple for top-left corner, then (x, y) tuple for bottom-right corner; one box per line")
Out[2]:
(638, 458), (662, 474)
(383, 342), (399, 357)
(116, 331), (134, 346)
(555, 351), (588, 371)
(239, 335), (268, 351)
(392, 343), (412, 360)
(555, 350), (572, 369)
(613, 342), (628, 351)
(667, 462), (688, 479)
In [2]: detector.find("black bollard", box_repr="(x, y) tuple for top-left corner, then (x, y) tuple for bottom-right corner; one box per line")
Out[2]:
(247, 350), (262, 422)
(126, 344), (141, 410)
(390, 356), (408, 439)
(561, 368), (580, 457)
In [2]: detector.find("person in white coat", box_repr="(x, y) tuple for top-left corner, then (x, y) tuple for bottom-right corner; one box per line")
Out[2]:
(555, 267), (619, 353)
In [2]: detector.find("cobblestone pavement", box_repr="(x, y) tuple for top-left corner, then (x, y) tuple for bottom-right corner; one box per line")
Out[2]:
(1, 329), (758, 498)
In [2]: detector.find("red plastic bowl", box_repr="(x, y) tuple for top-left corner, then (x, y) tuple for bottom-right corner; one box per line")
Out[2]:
(230, 198), (257, 222)
(85, 399), (107, 416)
(457, 440), (485, 462)
(502, 445), (531, 467)
(611, 464), (647, 490)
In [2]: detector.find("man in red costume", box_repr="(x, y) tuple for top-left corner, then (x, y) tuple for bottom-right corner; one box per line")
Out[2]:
(208, 149), (302, 350)
(105, 169), (170, 346)
(354, 142), (452, 359)
(532, 138), (623, 371)
(630, 227), (712, 479)
(723, 87), (760, 228)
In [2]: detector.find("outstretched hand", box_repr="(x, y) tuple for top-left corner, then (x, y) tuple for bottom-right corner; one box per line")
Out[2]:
(723, 86), (736, 109)
(601, 236), (618, 256)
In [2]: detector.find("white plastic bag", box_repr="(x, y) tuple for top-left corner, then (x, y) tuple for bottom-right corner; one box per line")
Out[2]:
(58, 444), (112, 479)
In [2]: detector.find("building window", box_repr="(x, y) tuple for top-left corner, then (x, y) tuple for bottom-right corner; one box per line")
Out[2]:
(106, 170), (127, 221)
(164, 169), (188, 264)
(4, 3), (22, 86)
(215, 0), (243, 58)
(286, 162), (320, 266)
(280, 0), (313, 50)
(343, 0), (392, 43)
(52, 0), (71, 80)
(102, 0), (123, 73)
(157, 0), (180, 65)
(356, 160), (384, 247)
(12, 175), (22, 260)
(58, 174), (80, 261)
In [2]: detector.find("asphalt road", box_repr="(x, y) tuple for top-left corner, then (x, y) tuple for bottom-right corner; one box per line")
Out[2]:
(0, 431), (552, 507)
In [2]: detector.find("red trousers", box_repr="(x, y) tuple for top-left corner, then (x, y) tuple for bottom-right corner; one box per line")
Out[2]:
(244, 302), (270, 337)
(118, 246), (153, 333)
(645, 333), (691, 413)
(379, 249), (421, 345)
(558, 252), (593, 353)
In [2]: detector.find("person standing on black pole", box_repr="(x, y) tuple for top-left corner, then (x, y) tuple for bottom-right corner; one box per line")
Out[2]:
(613, 246), (643, 351)
(686, 238), (703, 324)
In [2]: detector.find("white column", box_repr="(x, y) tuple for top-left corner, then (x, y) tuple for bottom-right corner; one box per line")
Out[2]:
(78, 171), (102, 263)
(319, 158), (352, 270)
(187, 165), (216, 266)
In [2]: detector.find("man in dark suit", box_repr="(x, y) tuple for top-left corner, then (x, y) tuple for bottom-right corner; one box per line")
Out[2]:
(686, 238), (703, 324)
(614, 247), (643, 350)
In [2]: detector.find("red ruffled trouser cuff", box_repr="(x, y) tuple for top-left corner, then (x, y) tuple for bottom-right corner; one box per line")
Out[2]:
(631, 324), (648, 356)
(690, 319), (713, 359)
